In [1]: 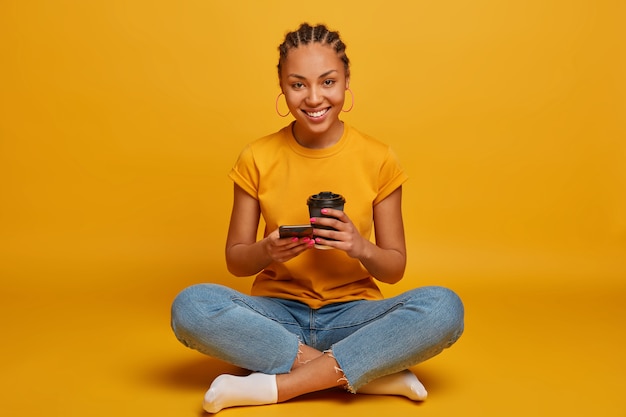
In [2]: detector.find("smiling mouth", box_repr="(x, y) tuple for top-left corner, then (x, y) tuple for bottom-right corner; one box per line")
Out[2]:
(303, 108), (330, 118)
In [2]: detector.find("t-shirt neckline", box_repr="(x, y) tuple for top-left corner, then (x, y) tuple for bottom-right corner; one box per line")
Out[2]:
(286, 122), (349, 158)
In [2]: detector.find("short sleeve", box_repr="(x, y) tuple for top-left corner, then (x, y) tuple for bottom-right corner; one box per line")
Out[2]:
(374, 147), (409, 205)
(228, 144), (260, 199)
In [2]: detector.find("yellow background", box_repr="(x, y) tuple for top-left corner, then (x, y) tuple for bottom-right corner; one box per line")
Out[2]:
(1, 1), (624, 416)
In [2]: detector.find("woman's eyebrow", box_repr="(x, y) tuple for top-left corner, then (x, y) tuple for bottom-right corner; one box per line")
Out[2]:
(287, 70), (339, 80)
(318, 70), (338, 79)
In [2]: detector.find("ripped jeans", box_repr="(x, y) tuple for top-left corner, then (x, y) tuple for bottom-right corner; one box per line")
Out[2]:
(171, 283), (464, 392)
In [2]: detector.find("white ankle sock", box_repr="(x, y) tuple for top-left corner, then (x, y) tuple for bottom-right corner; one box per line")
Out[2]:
(203, 373), (278, 413)
(357, 369), (428, 401)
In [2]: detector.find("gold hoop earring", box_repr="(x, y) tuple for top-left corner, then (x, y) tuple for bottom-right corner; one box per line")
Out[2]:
(275, 92), (290, 117)
(342, 88), (354, 113)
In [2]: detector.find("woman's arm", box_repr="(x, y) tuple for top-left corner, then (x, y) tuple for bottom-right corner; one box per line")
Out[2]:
(311, 186), (407, 284)
(225, 184), (314, 276)
(367, 186), (407, 283)
(225, 184), (270, 276)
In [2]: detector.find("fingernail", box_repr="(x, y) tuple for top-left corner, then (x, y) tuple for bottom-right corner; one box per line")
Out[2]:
(310, 218), (316, 223)
(321, 209), (328, 214)
(291, 237), (298, 242)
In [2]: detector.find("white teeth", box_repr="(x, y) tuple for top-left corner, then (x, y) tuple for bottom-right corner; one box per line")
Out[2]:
(306, 109), (328, 118)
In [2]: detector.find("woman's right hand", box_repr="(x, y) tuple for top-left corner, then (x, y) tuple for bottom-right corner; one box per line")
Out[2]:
(263, 229), (314, 263)
(227, 184), (315, 276)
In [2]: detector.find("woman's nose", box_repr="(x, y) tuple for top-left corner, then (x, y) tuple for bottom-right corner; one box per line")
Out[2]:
(306, 86), (323, 106)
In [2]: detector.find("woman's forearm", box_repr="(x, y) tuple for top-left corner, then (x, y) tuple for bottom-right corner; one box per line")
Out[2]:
(226, 238), (272, 277)
(357, 239), (406, 284)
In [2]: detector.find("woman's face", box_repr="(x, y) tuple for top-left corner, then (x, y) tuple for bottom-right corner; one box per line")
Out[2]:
(280, 43), (349, 147)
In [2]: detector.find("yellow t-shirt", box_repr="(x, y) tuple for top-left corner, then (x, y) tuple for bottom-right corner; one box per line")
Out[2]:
(229, 123), (408, 309)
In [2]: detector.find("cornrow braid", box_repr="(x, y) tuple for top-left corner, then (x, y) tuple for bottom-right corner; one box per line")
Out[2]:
(277, 23), (350, 78)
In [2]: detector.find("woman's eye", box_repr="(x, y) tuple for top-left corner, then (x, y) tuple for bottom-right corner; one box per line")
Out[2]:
(292, 82), (304, 89)
(323, 79), (335, 86)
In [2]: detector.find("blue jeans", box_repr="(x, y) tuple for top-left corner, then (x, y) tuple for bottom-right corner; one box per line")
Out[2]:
(171, 283), (464, 391)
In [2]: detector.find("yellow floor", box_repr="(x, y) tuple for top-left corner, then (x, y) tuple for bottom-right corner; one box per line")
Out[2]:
(2, 257), (625, 417)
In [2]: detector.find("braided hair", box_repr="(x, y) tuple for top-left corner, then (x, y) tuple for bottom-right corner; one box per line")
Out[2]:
(277, 23), (350, 78)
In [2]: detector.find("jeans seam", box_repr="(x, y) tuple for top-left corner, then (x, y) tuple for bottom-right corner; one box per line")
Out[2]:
(313, 301), (405, 331)
(231, 295), (299, 327)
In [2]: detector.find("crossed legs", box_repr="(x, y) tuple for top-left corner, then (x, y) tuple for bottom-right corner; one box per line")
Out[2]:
(203, 344), (427, 413)
(171, 285), (462, 413)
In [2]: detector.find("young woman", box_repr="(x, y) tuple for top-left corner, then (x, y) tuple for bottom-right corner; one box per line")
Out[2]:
(171, 23), (464, 413)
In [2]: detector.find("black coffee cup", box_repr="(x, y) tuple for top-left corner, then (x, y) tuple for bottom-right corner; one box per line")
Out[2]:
(307, 192), (346, 247)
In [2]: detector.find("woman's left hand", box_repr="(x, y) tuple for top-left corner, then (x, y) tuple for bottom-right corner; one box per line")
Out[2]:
(310, 208), (367, 258)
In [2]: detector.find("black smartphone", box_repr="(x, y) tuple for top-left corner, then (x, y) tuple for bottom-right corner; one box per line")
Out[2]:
(279, 225), (314, 239)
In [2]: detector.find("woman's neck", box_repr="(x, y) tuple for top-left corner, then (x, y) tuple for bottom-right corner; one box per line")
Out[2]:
(292, 121), (344, 149)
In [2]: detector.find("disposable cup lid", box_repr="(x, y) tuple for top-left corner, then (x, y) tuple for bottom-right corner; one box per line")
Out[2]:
(307, 191), (346, 207)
